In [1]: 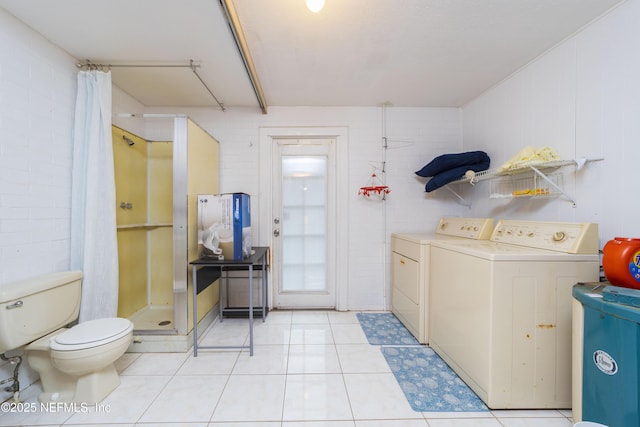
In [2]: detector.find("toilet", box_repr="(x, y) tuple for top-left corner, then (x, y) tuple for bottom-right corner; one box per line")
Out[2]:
(0, 271), (133, 404)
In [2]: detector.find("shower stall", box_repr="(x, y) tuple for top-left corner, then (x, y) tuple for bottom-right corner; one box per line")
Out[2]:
(112, 115), (220, 352)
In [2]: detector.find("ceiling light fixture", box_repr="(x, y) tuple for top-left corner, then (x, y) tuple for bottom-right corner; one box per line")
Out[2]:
(305, 0), (325, 13)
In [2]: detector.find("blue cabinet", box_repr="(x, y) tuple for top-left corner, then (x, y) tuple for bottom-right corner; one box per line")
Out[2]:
(573, 284), (640, 427)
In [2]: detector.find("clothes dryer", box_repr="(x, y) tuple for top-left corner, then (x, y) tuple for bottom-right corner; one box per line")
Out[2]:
(429, 220), (599, 409)
(391, 217), (494, 343)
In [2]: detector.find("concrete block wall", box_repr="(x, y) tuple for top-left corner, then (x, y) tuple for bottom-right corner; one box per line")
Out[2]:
(0, 9), (78, 285)
(0, 8), (79, 399)
(144, 105), (464, 310)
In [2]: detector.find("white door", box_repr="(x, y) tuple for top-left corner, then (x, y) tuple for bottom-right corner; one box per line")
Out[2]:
(272, 138), (336, 308)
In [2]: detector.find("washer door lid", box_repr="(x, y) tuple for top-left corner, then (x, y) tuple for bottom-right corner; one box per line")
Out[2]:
(53, 318), (132, 347)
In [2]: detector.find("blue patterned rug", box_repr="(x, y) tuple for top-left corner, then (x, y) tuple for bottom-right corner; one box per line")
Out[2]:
(382, 346), (489, 412)
(355, 312), (419, 345)
(356, 313), (488, 412)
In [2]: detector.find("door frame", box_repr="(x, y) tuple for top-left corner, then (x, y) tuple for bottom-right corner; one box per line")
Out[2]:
(259, 127), (349, 311)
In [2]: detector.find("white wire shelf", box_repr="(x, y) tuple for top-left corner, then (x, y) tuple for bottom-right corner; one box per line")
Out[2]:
(489, 172), (563, 199)
(449, 159), (593, 185)
(443, 157), (603, 207)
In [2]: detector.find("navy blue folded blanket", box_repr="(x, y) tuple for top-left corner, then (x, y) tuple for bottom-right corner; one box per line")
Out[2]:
(415, 151), (490, 192)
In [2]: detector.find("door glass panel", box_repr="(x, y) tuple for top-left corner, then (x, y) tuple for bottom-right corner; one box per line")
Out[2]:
(281, 156), (327, 292)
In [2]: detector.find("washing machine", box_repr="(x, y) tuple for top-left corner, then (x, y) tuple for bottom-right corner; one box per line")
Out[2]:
(391, 217), (494, 344)
(429, 220), (600, 409)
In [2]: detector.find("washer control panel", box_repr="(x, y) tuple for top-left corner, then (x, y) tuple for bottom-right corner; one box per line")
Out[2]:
(436, 217), (494, 240)
(490, 220), (599, 254)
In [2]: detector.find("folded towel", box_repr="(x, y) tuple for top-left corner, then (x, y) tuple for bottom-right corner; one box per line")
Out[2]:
(415, 151), (491, 192)
(424, 162), (490, 192)
(415, 151), (490, 177)
(498, 146), (559, 172)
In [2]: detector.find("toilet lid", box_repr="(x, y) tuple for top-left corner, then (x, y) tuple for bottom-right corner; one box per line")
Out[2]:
(52, 318), (132, 349)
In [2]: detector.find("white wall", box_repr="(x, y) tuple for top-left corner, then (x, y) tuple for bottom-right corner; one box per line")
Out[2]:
(8, 0), (637, 314)
(15, 0), (637, 313)
(0, 10), (78, 284)
(0, 2), (463, 316)
(0, 8), (79, 397)
(461, 0), (640, 247)
(137, 105), (463, 309)
(2, 0), (637, 397)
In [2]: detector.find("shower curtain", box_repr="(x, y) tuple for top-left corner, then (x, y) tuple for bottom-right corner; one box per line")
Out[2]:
(70, 70), (119, 322)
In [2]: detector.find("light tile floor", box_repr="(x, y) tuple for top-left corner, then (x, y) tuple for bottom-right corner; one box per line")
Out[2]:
(0, 310), (576, 426)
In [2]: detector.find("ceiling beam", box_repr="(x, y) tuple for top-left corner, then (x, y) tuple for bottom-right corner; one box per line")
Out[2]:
(220, 0), (268, 114)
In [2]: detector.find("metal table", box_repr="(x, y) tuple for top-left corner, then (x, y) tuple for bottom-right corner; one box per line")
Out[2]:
(190, 246), (269, 356)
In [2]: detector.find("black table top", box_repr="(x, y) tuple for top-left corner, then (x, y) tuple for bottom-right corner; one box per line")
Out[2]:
(190, 246), (269, 266)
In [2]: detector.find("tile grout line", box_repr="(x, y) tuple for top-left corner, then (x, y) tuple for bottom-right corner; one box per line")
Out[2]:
(329, 314), (357, 424)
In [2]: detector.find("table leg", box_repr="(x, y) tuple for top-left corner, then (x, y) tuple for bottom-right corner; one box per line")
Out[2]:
(192, 265), (198, 357)
(249, 264), (254, 356)
(218, 268), (223, 323)
(262, 255), (267, 322)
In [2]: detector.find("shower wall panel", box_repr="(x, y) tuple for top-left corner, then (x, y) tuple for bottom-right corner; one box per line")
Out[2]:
(173, 118), (220, 333)
(113, 129), (148, 225)
(150, 227), (173, 305)
(117, 228), (147, 316)
(149, 142), (173, 306)
(114, 117), (220, 336)
(113, 127), (149, 317)
(149, 142), (173, 224)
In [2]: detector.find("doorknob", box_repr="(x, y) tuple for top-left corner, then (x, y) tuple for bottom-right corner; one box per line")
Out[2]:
(273, 229), (280, 237)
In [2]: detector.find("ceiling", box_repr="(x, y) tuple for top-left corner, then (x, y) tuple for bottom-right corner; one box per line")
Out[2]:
(0, 0), (624, 111)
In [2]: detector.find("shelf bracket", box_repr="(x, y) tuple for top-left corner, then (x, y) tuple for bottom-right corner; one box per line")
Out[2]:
(529, 165), (576, 207)
(437, 157), (602, 207)
(443, 184), (471, 208)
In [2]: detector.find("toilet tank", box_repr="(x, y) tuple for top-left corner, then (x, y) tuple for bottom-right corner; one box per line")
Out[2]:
(0, 271), (82, 354)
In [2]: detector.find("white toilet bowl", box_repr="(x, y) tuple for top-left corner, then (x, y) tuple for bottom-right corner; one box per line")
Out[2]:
(26, 317), (133, 404)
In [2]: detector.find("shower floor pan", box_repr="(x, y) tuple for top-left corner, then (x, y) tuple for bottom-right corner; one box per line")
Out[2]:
(126, 304), (217, 353)
(128, 304), (176, 334)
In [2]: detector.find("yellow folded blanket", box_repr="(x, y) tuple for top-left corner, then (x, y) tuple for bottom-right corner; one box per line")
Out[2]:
(498, 146), (559, 172)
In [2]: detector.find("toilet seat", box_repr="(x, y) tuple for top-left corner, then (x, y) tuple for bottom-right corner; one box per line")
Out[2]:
(50, 318), (133, 351)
